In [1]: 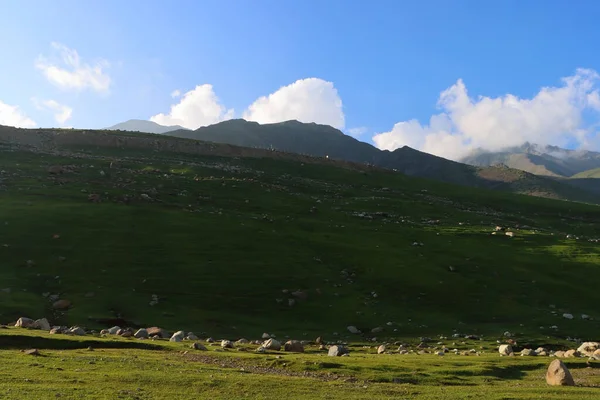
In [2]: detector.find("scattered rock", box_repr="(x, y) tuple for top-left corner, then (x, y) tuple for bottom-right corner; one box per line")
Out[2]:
(261, 333), (271, 339)
(562, 313), (574, 320)
(577, 342), (600, 357)
(15, 317), (35, 328)
(33, 318), (51, 331)
(263, 338), (282, 351)
(146, 327), (168, 338)
(284, 340), (304, 353)
(347, 326), (360, 334)
(191, 342), (207, 350)
(170, 331), (185, 342)
(328, 345), (349, 357)
(107, 326), (121, 335)
(24, 349), (40, 356)
(134, 328), (149, 339)
(52, 299), (71, 310)
(564, 349), (580, 358)
(221, 340), (234, 349)
(67, 326), (85, 336)
(377, 345), (386, 354)
(499, 344), (513, 356)
(546, 359), (575, 386)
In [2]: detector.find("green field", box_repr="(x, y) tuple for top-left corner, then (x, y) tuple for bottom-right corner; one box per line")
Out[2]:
(0, 146), (599, 398)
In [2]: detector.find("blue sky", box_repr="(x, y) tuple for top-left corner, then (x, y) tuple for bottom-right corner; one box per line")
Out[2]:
(2, 0), (600, 159)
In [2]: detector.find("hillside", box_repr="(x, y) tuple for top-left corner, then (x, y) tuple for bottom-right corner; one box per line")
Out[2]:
(0, 136), (599, 339)
(572, 167), (600, 179)
(106, 119), (188, 134)
(461, 143), (600, 178)
(165, 120), (599, 203)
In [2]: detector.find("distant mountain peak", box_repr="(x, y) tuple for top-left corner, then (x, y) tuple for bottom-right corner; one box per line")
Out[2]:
(107, 119), (189, 134)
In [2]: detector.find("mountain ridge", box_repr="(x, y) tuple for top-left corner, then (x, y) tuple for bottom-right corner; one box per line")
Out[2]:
(106, 119), (189, 134)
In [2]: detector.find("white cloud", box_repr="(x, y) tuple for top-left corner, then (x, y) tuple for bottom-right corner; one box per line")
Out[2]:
(0, 101), (36, 128)
(347, 126), (369, 137)
(243, 78), (345, 129)
(31, 98), (73, 125)
(171, 89), (181, 98)
(372, 68), (600, 160)
(35, 42), (111, 93)
(150, 84), (234, 130)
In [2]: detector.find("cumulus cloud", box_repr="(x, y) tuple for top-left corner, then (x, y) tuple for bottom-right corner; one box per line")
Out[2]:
(35, 42), (111, 93)
(0, 101), (36, 128)
(372, 68), (600, 160)
(243, 78), (345, 129)
(31, 98), (73, 125)
(150, 84), (234, 130)
(171, 89), (181, 98)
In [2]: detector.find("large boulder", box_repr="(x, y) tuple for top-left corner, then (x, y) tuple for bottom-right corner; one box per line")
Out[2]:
(546, 359), (575, 386)
(263, 338), (282, 351)
(284, 340), (305, 353)
(134, 328), (149, 339)
(15, 317), (35, 328)
(170, 331), (185, 342)
(107, 326), (121, 335)
(577, 342), (600, 357)
(328, 345), (349, 357)
(377, 345), (387, 354)
(221, 340), (234, 349)
(147, 327), (168, 338)
(33, 318), (51, 331)
(498, 344), (513, 356)
(67, 326), (86, 336)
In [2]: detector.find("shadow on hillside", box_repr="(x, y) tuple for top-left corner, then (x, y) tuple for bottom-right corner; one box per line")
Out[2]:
(481, 364), (540, 380)
(0, 335), (163, 351)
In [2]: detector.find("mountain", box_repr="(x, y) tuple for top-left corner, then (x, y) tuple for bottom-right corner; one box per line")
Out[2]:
(461, 142), (600, 178)
(166, 119), (599, 204)
(107, 119), (188, 134)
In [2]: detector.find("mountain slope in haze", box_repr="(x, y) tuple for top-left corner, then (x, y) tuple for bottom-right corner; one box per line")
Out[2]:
(107, 119), (189, 134)
(461, 142), (600, 177)
(166, 119), (599, 204)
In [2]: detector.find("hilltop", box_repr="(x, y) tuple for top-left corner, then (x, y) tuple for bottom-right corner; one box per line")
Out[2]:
(0, 125), (599, 340)
(106, 119), (188, 134)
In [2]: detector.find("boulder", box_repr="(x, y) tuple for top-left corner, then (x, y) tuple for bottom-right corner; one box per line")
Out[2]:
(564, 349), (580, 358)
(147, 327), (168, 338)
(577, 342), (600, 357)
(186, 333), (199, 341)
(261, 332), (271, 339)
(284, 340), (304, 353)
(33, 318), (51, 331)
(377, 345), (386, 354)
(134, 328), (149, 339)
(52, 299), (71, 310)
(67, 326), (86, 336)
(328, 345), (349, 357)
(592, 349), (600, 360)
(263, 338), (281, 351)
(545, 359), (575, 386)
(221, 340), (234, 349)
(521, 348), (537, 356)
(15, 317), (35, 328)
(191, 342), (207, 350)
(347, 326), (360, 334)
(121, 330), (133, 338)
(49, 327), (63, 334)
(107, 326), (121, 335)
(235, 338), (249, 345)
(498, 344), (513, 356)
(170, 331), (185, 342)
(553, 351), (565, 358)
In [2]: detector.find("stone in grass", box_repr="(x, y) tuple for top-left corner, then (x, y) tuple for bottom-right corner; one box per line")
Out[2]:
(328, 345), (349, 357)
(546, 359), (575, 386)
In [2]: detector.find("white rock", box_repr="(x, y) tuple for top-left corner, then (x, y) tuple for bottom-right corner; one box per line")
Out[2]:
(107, 326), (121, 335)
(33, 318), (51, 331)
(347, 326), (360, 334)
(562, 313), (574, 320)
(170, 330), (185, 342)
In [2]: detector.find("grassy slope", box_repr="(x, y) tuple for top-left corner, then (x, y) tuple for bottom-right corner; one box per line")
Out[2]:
(0, 328), (599, 399)
(571, 167), (600, 179)
(0, 148), (599, 341)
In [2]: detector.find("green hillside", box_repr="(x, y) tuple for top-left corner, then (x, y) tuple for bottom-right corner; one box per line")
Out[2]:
(0, 145), (598, 340)
(571, 167), (600, 179)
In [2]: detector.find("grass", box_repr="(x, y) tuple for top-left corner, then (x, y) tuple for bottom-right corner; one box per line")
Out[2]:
(0, 328), (599, 399)
(0, 145), (599, 397)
